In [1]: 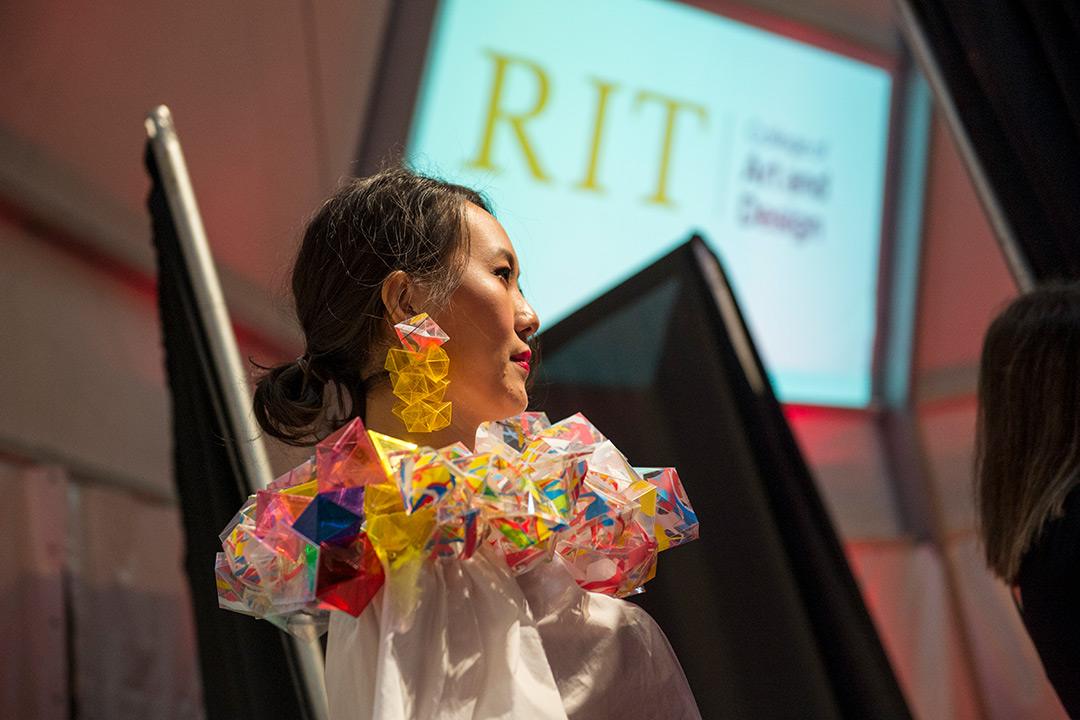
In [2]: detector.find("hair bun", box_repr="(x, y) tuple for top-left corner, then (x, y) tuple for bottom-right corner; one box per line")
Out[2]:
(252, 358), (326, 445)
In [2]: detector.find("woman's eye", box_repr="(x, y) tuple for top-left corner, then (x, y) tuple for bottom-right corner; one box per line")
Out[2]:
(494, 266), (512, 281)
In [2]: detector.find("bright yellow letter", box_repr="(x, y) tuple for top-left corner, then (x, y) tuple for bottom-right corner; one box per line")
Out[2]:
(575, 78), (619, 192)
(633, 90), (708, 206)
(468, 51), (551, 182)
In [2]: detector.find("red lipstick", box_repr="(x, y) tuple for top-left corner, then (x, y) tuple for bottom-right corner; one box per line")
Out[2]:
(512, 349), (532, 374)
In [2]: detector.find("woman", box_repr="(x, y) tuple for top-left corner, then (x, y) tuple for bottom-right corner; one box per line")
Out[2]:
(977, 284), (1080, 717)
(252, 168), (700, 720)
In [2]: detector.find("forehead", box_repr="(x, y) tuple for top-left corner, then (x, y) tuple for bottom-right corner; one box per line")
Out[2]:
(464, 202), (517, 261)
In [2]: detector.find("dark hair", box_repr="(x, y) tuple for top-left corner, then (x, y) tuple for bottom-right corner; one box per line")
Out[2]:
(976, 283), (1080, 582)
(253, 167), (490, 445)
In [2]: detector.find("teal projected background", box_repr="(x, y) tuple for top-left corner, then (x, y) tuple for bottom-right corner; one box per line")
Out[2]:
(406, 0), (892, 406)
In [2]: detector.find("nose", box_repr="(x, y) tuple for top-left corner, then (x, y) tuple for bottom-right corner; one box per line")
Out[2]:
(515, 295), (540, 340)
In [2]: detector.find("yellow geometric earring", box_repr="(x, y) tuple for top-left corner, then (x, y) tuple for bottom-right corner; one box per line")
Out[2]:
(385, 313), (452, 432)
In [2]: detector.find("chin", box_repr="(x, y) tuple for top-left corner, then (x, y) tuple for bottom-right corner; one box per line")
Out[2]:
(466, 381), (529, 425)
(497, 393), (529, 421)
(490, 404), (527, 423)
(510, 389), (530, 416)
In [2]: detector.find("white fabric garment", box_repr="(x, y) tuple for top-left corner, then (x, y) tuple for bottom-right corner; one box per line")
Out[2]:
(326, 549), (701, 720)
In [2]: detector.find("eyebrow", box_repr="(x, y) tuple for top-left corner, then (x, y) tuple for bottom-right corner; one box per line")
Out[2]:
(490, 247), (518, 272)
(491, 248), (516, 266)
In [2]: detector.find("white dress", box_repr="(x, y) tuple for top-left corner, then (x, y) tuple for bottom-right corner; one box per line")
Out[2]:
(325, 549), (701, 720)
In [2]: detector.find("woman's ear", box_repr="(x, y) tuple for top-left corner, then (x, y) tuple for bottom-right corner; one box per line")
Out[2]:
(381, 270), (419, 323)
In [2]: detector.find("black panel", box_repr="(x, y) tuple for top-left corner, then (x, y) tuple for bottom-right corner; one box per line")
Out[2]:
(902, 0), (1080, 283)
(533, 237), (911, 720)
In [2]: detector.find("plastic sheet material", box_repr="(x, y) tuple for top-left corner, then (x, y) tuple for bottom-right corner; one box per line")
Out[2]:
(386, 313), (452, 433)
(215, 411), (699, 636)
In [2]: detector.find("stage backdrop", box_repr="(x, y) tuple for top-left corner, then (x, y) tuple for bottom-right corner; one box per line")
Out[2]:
(396, 0), (894, 407)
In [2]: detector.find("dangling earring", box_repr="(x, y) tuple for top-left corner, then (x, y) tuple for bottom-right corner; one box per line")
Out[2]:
(385, 313), (451, 433)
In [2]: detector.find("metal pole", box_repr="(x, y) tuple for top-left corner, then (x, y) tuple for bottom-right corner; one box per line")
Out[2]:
(145, 105), (329, 720)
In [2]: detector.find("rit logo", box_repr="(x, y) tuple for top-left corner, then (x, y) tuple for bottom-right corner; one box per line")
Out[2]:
(466, 50), (709, 208)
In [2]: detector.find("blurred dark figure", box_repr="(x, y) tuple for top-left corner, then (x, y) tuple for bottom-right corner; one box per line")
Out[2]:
(977, 284), (1080, 718)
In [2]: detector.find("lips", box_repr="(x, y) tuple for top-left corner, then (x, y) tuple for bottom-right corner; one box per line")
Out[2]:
(511, 349), (532, 374)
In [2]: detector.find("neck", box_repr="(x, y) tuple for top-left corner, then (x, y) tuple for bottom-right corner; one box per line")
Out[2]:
(364, 383), (480, 451)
